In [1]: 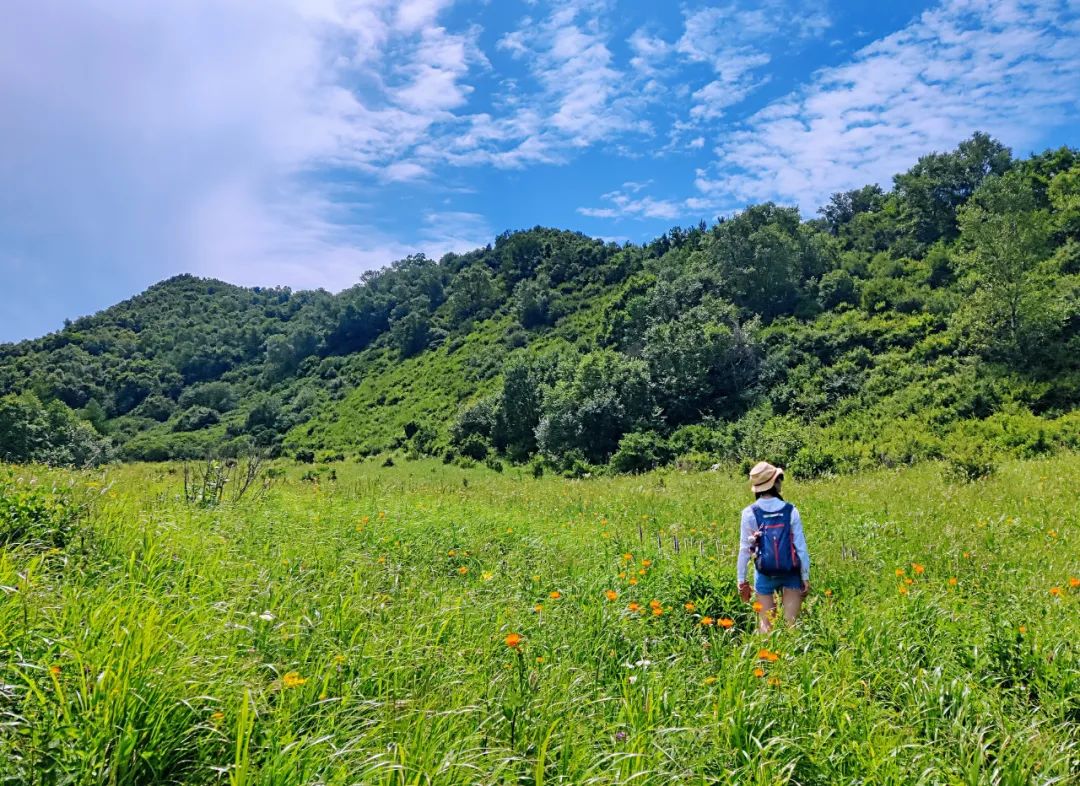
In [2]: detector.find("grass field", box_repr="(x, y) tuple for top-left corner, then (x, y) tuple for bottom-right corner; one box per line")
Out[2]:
(3, 454), (1079, 785)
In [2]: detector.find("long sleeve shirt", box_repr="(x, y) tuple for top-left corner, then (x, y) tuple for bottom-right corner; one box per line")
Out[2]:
(737, 497), (810, 583)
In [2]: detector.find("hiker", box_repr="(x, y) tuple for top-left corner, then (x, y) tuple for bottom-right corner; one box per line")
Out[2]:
(737, 461), (810, 633)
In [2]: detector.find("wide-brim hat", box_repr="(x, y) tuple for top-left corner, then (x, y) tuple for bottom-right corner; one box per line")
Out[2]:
(749, 461), (784, 493)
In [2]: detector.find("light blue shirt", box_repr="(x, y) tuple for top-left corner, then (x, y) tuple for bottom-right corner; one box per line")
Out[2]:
(737, 497), (810, 583)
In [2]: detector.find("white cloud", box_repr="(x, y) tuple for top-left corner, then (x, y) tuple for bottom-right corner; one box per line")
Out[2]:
(697, 0), (1080, 211)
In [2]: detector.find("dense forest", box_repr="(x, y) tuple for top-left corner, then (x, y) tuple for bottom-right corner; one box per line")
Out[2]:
(2, 133), (1078, 476)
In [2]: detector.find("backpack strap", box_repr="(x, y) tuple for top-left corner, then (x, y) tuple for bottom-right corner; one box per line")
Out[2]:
(750, 505), (765, 527)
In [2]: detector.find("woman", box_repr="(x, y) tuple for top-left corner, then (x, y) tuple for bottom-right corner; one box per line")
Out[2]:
(737, 461), (810, 633)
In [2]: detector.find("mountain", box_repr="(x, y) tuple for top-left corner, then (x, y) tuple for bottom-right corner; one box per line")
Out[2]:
(2, 133), (1079, 476)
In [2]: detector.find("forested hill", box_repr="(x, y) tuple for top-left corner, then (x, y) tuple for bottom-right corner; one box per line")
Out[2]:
(2, 133), (1079, 476)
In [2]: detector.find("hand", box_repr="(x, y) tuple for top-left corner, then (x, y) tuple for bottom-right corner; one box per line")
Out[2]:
(739, 581), (752, 602)
(801, 580), (810, 597)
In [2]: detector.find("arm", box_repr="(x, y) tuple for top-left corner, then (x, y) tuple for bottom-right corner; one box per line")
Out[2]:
(737, 508), (754, 583)
(791, 506), (810, 582)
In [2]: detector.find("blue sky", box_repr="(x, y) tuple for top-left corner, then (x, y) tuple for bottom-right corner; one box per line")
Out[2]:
(2, 0), (1079, 342)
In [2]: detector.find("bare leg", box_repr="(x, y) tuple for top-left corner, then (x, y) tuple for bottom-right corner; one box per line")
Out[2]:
(781, 587), (804, 626)
(755, 593), (776, 633)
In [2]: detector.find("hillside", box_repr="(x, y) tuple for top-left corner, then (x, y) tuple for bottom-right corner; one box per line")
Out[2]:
(2, 133), (1079, 475)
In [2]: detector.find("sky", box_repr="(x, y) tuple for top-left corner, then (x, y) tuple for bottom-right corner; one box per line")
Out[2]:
(2, 0), (1079, 342)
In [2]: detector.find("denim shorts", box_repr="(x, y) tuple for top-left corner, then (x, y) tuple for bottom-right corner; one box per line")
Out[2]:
(755, 571), (803, 595)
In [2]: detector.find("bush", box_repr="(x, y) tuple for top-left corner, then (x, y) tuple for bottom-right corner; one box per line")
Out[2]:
(295, 449), (315, 464)
(173, 406), (219, 432)
(485, 456), (504, 473)
(458, 433), (490, 461)
(943, 438), (997, 482)
(0, 473), (79, 549)
(610, 431), (671, 474)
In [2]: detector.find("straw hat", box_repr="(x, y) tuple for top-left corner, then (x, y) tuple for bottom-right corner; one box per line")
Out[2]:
(749, 461), (784, 493)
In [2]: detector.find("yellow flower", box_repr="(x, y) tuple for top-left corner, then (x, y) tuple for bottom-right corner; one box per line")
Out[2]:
(963, 551), (970, 558)
(618, 571), (627, 579)
(605, 589), (618, 601)
(458, 566), (469, 575)
(531, 574), (541, 582)
(505, 632), (523, 649)
(536, 656), (545, 664)
(899, 586), (909, 595)
(481, 571), (494, 581)
(638, 568), (646, 576)
(211, 711), (225, 723)
(641, 559), (652, 567)
(448, 549), (457, 556)
(823, 589), (833, 597)
(684, 602), (696, 612)
(49, 665), (61, 677)
(377, 555), (386, 564)
(623, 553), (633, 562)
(629, 577), (639, 586)
(700, 616), (714, 626)
(895, 568), (905, 577)
(912, 563), (925, 575)
(948, 577), (958, 586)
(1018, 625), (1027, 635)
(1050, 586), (1062, 597)
(361, 516), (370, 524)
(332, 654), (346, 666)
(1048, 529), (1058, 538)
(753, 667), (765, 678)
(649, 599), (662, 609)
(549, 591), (561, 600)
(704, 676), (717, 685)
(768, 676), (781, 687)
(752, 601), (763, 613)
(282, 672), (306, 688)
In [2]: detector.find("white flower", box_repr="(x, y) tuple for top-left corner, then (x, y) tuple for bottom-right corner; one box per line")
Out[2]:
(258, 611), (275, 622)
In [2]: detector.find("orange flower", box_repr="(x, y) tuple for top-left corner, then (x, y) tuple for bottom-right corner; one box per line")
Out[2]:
(904, 578), (914, 585)
(753, 667), (765, 678)
(1018, 625), (1027, 635)
(533, 603), (543, 613)
(1048, 529), (1058, 538)
(948, 577), (958, 586)
(49, 665), (61, 677)
(605, 589), (618, 601)
(700, 616), (714, 626)
(549, 591), (561, 600)
(638, 568), (646, 576)
(1069, 577), (1080, 589)
(899, 586), (909, 595)
(757, 649), (779, 662)
(505, 632), (523, 649)
(912, 563), (925, 575)
(823, 589), (833, 597)
(622, 553), (633, 562)
(649, 599), (662, 609)
(282, 671), (307, 688)
(718, 617), (735, 629)
(628, 577), (639, 586)
(684, 602), (696, 612)
(895, 568), (905, 577)
(535, 656), (545, 664)
(641, 559), (652, 567)
(628, 602), (641, 613)
(211, 711), (225, 723)
(618, 572), (627, 579)
(652, 607), (663, 616)
(1050, 586), (1062, 597)
(963, 551), (971, 559)
(752, 601), (763, 613)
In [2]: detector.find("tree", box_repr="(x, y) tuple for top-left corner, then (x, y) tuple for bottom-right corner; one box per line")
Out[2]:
(820, 185), (885, 235)
(956, 172), (1053, 359)
(390, 312), (431, 358)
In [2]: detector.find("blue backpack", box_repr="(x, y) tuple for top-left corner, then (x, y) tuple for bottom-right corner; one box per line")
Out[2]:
(751, 503), (800, 576)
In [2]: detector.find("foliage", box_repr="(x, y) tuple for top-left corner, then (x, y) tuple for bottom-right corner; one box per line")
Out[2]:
(0, 393), (112, 467)
(0, 471), (79, 548)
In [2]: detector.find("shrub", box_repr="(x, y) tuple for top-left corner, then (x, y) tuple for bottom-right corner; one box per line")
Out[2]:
(295, 449), (315, 464)
(458, 433), (490, 461)
(943, 438), (997, 482)
(610, 431), (671, 474)
(0, 473), (79, 549)
(485, 457), (504, 473)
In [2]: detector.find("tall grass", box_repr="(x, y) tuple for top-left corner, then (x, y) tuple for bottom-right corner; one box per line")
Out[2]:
(2, 455), (1078, 784)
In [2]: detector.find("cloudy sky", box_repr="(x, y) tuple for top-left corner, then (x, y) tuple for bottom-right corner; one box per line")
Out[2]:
(2, 0), (1078, 342)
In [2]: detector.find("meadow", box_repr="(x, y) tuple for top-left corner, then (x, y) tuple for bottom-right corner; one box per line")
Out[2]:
(2, 453), (1079, 785)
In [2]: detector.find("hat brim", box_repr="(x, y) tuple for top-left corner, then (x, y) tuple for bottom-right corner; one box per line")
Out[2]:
(750, 467), (784, 493)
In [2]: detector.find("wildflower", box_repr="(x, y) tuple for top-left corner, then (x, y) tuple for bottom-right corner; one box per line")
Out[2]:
(758, 649), (779, 662)
(506, 528), (513, 534)
(899, 586), (909, 595)
(532, 574), (541, 582)
(912, 563), (925, 575)
(701, 616), (714, 626)
(948, 577), (958, 586)
(615, 730), (627, 741)
(481, 571), (494, 581)
(534, 603), (543, 613)
(1050, 587), (1062, 597)
(378, 510), (386, 519)
(549, 591), (561, 600)
(753, 668), (765, 678)
(629, 578), (639, 586)
(377, 555), (386, 564)
(895, 568), (905, 577)
(332, 654), (346, 666)
(684, 602), (696, 612)
(618, 572), (627, 579)
(641, 559), (652, 568)
(1069, 577), (1080, 589)
(719, 617), (735, 629)
(605, 589), (618, 602)
(1048, 529), (1058, 538)
(704, 676), (717, 686)
(652, 607), (663, 616)
(904, 578), (914, 586)
(49, 665), (61, 677)
(628, 602), (641, 613)
(535, 656), (545, 664)
(649, 599), (662, 609)
(752, 601), (763, 613)
(458, 566), (469, 575)
(282, 672), (307, 688)
(1019, 625), (1028, 635)
(361, 516), (370, 525)
(505, 632), (523, 649)
(211, 711), (225, 723)
(623, 553), (633, 562)
(638, 568), (646, 576)
(628, 675), (638, 684)
(823, 589), (833, 597)
(768, 677), (781, 687)
(448, 549), (456, 557)
(963, 551), (971, 558)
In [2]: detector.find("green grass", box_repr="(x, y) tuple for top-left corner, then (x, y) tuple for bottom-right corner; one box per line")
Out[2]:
(3, 454), (1079, 784)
